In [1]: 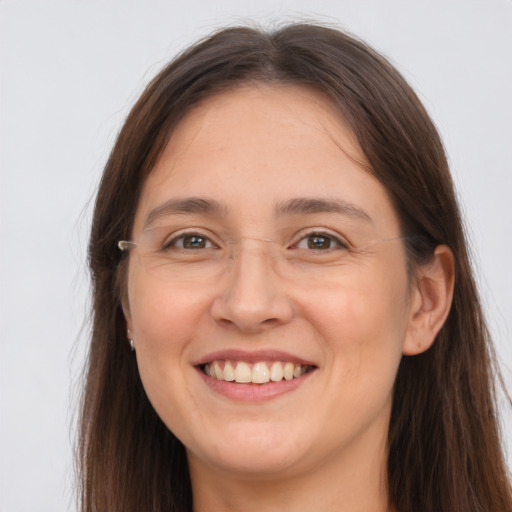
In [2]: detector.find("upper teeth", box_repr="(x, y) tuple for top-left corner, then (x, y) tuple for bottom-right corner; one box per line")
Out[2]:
(204, 360), (309, 384)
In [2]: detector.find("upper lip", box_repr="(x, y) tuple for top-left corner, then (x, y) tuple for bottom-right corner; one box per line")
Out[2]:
(192, 349), (317, 367)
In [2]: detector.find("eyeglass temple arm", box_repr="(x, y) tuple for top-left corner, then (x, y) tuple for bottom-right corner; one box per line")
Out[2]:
(118, 241), (137, 251)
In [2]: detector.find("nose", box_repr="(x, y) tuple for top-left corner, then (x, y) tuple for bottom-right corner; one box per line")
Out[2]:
(210, 243), (294, 333)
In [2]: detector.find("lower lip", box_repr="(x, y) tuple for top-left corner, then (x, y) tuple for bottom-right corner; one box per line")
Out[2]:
(196, 367), (315, 402)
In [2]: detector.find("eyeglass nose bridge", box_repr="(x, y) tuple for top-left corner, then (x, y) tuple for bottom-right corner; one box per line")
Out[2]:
(225, 236), (277, 263)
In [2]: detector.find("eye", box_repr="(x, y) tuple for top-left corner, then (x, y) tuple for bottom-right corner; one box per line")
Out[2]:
(165, 233), (216, 250)
(294, 232), (348, 251)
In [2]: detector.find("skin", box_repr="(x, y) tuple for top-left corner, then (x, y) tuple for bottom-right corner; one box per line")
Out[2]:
(124, 85), (454, 512)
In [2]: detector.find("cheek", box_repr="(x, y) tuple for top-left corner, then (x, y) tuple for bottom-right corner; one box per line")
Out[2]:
(126, 275), (212, 401)
(126, 277), (217, 442)
(306, 270), (409, 343)
(301, 261), (410, 388)
(128, 274), (213, 351)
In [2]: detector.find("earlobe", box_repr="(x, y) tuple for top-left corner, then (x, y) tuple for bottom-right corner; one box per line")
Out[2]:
(122, 303), (136, 351)
(121, 298), (133, 336)
(402, 245), (455, 356)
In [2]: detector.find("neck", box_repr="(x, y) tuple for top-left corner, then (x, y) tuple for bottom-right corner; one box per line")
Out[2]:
(188, 427), (390, 512)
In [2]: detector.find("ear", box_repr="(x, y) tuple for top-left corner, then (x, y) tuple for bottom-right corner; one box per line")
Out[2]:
(402, 245), (455, 356)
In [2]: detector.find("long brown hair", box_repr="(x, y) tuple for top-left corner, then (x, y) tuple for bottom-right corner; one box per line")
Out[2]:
(79, 24), (512, 511)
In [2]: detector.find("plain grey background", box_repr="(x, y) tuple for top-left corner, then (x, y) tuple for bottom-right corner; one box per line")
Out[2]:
(1, 1), (511, 510)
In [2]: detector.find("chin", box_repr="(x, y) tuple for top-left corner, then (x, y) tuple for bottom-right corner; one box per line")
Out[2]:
(187, 422), (313, 477)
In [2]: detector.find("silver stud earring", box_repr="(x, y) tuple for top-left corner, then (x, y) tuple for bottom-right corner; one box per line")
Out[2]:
(127, 329), (135, 351)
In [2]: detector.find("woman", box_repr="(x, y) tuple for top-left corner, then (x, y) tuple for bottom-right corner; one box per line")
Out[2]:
(78, 24), (512, 511)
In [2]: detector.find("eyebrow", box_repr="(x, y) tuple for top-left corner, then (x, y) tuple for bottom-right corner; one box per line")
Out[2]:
(143, 197), (227, 228)
(143, 196), (372, 229)
(274, 198), (372, 222)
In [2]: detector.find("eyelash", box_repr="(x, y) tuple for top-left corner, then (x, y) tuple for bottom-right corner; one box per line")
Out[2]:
(163, 230), (349, 251)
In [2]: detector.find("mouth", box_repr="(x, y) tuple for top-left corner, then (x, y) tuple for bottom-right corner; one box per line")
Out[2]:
(193, 350), (318, 401)
(201, 360), (316, 384)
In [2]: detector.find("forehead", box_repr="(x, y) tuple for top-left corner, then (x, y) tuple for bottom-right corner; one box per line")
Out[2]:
(133, 85), (400, 235)
(152, 84), (363, 180)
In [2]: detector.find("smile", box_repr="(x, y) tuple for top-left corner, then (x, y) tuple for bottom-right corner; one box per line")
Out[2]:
(202, 360), (315, 384)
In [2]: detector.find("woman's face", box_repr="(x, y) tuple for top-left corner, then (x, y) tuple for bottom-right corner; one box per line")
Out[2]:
(125, 85), (416, 480)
